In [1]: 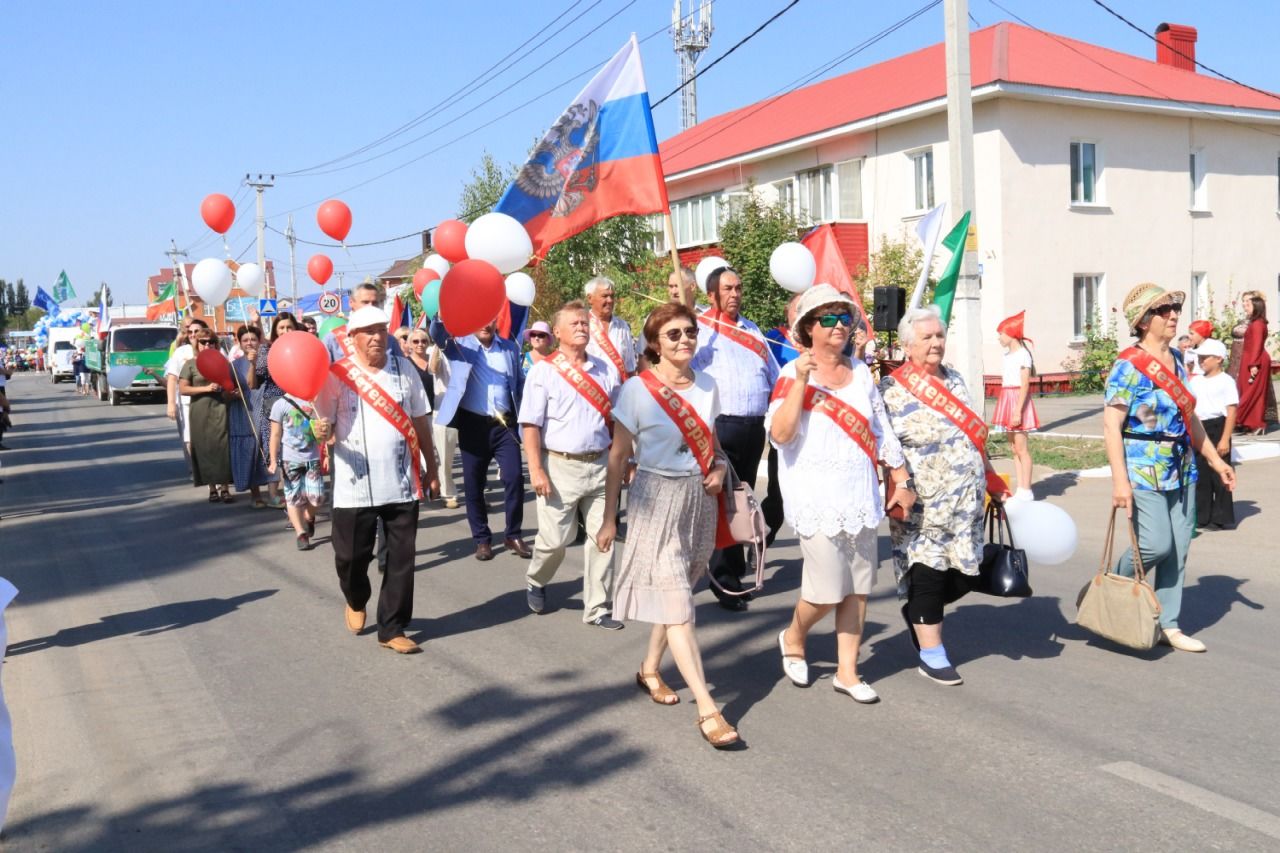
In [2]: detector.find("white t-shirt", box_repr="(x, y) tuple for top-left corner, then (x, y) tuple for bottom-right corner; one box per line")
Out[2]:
(1184, 347), (1205, 377)
(314, 355), (431, 508)
(612, 372), (719, 475)
(1190, 372), (1239, 420)
(1001, 347), (1032, 388)
(164, 343), (194, 380)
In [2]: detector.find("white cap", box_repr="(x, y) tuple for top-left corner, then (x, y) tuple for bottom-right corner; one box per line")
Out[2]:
(347, 305), (390, 331)
(1195, 337), (1227, 360)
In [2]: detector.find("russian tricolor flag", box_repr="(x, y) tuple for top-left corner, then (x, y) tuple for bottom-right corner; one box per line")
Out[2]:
(495, 35), (669, 260)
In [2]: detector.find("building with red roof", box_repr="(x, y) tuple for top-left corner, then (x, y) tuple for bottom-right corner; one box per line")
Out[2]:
(657, 21), (1280, 375)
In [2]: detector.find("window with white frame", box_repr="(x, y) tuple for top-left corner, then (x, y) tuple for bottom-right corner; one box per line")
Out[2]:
(670, 193), (720, 248)
(797, 166), (834, 223)
(1070, 141), (1098, 204)
(1190, 272), (1206, 319)
(1189, 150), (1207, 210)
(1073, 274), (1102, 338)
(910, 149), (934, 211)
(836, 158), (864, 219)
(203, 301), (216, 318)
(648, 214), (668, 255)
(773, 179), (795, 217)
(721, 191), (749, 227)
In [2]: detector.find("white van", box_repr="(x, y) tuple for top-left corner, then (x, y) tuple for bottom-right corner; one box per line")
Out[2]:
(47, 327), (81, 383)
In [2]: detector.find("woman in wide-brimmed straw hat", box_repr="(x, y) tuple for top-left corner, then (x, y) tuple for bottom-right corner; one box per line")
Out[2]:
(1102, 283), (1236, 654)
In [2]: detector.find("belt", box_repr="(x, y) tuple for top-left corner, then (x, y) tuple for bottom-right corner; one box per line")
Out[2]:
(1122, 430), (1185, 444)
(546, 448), (606, 463)
(718, 414), (766, 423)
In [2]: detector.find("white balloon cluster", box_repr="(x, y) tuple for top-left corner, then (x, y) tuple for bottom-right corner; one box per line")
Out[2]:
(236, 262), (266, 297)
(505, 271), (536, 307)
(191, 258), (232, 305)
(465, 212), (533, 275)
(422, 254), (451, 279)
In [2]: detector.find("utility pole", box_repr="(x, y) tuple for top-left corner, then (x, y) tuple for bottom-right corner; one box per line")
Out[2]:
(671, 0), (713, 131)
(245, 173), (275, 280)
(285, 213), (298, 306)
(166, 240), (190, 327)
(943, 0), (983, 400)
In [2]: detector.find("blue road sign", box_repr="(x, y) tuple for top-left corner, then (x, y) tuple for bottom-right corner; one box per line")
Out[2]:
(258, 298), (278, 317)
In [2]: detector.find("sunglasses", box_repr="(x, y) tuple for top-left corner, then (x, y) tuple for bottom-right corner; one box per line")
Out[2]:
(661, 327), (699, 343)
(409, 337), (428, 344)
(1152, 303), (1183, 317)
(528, 332), (549, 340)
(816, 313), (854, 328)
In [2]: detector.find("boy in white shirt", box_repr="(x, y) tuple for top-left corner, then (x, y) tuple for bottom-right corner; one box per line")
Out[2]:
(1189, 337), (1238, 530)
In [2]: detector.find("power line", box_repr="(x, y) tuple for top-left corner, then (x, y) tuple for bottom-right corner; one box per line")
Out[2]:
(651, 0), (802, 109)
(1088, 0), (1280, 105)
(265, 224), (424, 248)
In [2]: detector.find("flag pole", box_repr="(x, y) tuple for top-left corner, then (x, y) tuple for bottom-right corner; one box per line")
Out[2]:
(663, 212), (692, 309)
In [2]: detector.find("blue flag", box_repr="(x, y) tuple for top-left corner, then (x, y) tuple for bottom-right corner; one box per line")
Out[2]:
(33, 286), (60, 315)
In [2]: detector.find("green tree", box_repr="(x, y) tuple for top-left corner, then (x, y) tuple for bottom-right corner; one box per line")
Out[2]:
(457, 151), (518, 223)
(86, 282), (113, 308)
(1062, 308), (1118, 393)
(4, 282), (14, 317)
(13, 280), (30, 315)
(0, 278), (8, 333)
(716, 188), (802, 330)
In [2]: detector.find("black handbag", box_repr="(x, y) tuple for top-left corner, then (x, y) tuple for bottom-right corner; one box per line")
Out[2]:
(977, 502), (1032, 598)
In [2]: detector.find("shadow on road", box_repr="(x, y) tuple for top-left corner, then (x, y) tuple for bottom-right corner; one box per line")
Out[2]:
(1179, 574), (1264, 635)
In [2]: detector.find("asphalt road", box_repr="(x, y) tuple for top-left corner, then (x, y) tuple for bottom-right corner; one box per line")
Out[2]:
(2, 372), (1278, 852)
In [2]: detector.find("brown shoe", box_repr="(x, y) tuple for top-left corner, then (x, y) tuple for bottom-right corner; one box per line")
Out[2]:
(344, 605), (366, 634)
(379, 635), (421, 654)
(504, 537), (532, 559)
(475, 542), (494, 561)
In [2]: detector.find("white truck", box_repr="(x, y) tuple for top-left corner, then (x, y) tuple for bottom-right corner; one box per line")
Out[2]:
(47, 327), (81, 383)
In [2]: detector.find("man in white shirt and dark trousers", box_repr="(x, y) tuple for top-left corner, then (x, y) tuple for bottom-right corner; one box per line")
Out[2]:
(519, 301), (623, 629)
(584, 276), (636, 382)
(312, 307), (439, 654)
(691, 266), (781, 611)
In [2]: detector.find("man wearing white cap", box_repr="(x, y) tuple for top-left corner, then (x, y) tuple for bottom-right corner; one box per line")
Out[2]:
(1190, 336), (1238, 529)
(313, 305), (439, 654)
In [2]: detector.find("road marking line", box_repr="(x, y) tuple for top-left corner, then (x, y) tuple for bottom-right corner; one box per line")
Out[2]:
(1101, 761), (1280, 841)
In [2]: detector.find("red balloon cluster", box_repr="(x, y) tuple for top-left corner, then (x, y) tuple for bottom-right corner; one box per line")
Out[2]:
(318, 200), (352, 242)
(195, 349), (235, 391)
(440, 259), (506, 338)
(412, 267), (440, 298)
(308, 254), (334, 286)
(267, 330), (332, 399)
(200, 194), (235, 234)
(433, 219), (469, 263)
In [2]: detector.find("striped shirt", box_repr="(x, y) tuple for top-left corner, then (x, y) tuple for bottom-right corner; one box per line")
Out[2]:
(691, 312), (780, 417)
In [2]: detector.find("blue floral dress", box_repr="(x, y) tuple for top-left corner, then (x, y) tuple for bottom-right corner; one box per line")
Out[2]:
(1103, 357), (1198, 492)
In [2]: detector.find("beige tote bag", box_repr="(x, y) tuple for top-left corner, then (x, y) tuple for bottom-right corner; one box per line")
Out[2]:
(1076, 508), (1163, 651)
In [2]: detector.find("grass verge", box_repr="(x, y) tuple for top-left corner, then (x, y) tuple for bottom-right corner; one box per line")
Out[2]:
(987, 434), (1109, 471)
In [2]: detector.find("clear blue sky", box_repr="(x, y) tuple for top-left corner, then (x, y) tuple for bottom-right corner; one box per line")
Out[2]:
(4, 0), (1278, 306)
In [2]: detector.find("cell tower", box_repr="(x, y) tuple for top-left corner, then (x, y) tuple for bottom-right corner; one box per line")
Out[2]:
(671, 0), (713, 131)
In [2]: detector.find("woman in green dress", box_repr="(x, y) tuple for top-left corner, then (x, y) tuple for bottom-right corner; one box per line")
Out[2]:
(179, 330), (234, 502)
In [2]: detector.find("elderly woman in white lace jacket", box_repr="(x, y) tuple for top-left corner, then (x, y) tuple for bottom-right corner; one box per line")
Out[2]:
(766, 285), (915, 705)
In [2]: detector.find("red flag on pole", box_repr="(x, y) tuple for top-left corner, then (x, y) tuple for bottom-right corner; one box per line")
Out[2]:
(802, 224), (865, 319)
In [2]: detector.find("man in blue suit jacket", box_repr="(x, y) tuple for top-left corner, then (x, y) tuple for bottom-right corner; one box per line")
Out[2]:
(431, 317), (528, 561)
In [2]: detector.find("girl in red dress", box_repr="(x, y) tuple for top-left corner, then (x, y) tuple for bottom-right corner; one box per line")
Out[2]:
(1235, 294), (1272, 434)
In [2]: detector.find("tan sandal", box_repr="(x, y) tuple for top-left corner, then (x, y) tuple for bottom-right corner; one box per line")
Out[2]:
(696, 710), (740, 749)
(635, 671), (680, 705)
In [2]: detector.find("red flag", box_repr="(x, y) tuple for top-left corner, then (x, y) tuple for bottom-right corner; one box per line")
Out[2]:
(802, 225), (865, 318)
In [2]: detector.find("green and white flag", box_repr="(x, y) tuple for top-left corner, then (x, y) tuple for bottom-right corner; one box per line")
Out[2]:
(51, 270), (76, 304)
(931, 211), (972, 325)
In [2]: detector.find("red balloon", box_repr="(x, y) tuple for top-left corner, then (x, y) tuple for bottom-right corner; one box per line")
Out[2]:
(267, 330), (332, 400)
(432, 219), (469, 263)
(412, 267), (440, 298)
(200, 193), (235, 234)
(307, 254), (334, 286)
(439, 259), (506, 338)
(195, 348), (234, 391)
(317, 199), (352, 243)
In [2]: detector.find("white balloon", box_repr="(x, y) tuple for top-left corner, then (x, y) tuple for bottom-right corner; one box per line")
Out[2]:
(236, 262), (265, 297)
(1004, 499), (1079, 566)
(422, 254), (451, 279)
(769, 241), (817, 293)
(505, 271), (536, 307)
(464, 212), (533, 275)
(107, 364), (139, 390)
(191, 257), (232, 306)
(694, 256), (729, 292)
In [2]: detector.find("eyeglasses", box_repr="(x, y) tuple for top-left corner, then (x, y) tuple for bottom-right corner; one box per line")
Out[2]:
(1152, 303), (1183, 317)
(409, 337), (428, 345)
(195, 340), (215, 347)
(528, 332), (549, 340)
(661, 327), (699, 343)
(816, 313), (854, 329)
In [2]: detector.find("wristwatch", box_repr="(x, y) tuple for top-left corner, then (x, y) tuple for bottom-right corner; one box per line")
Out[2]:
(897, 476), (916, 491)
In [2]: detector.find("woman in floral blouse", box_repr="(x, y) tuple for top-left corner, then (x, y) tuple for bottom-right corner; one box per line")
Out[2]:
(880, 306), (1009, 687)
(1103, 283), (1235, 653)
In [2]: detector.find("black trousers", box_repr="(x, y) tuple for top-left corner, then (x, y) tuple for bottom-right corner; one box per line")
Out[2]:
(710, 414), (766, 591)
(905, 563), (977, 626)
(761, 446), (784, 538)
(454, 408), (525, 543)
(331, 500), (420, 642)
(1195, 416), (1235, 528)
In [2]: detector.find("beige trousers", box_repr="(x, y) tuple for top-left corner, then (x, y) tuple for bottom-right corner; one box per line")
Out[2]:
(526, 453), (614, 622)
(432, 421), (459, 499)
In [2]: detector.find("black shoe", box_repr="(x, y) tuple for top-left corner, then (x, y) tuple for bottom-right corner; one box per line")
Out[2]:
(716, 595), (749, 613)
(296, 534), (312, 551)
(901, 604), (920, 651)
(305, 519), (315, 538)
(527, 584), (546, 614)
(765, 527), (780, 548)
(475, 542), (494, 561)
(917, 660), (963, 686)
(589, 615), (625, 631)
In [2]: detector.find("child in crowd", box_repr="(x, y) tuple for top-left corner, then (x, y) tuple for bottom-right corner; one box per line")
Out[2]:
(992, 311), (1038, 501)
(1185, 319), (1212, 377)
(268, 393), (324, 550)
(1190, 337), (1238, 530)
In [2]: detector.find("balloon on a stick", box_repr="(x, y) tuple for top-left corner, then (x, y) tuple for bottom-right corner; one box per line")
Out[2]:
(412, 268), (440, 299)
(464, 212), (532, 275)
(695, 256), (729, 292)
(191, 258), (233, 305)
(504, 272), (536, 307)
(432, 219), (469, 263)
(267, 330), (332, 399)
(196, 347), (234, 391)
(769, 242), (817, 293)
(307, 254), (334, 286)
(236, 262), (265, 297)
(439, 259), (505, 337)
(422, 254), (451, 279)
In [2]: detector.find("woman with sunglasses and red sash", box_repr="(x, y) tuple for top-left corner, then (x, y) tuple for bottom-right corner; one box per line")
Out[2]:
(1103, 283), (1235, 653)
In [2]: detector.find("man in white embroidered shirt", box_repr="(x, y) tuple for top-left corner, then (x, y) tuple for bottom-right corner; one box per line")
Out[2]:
(691, 266), (781, 611)
(312, 306), (439, 654)
(584, 275), (637, 382)
(518, 301), (624, 630)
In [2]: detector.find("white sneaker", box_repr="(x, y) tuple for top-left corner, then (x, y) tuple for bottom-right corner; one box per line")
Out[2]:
(1011, 488), (1034, 502)
(1160, 629), (1206, 653)
(833, 676), (880, 704)
(778, 629), (809, 687)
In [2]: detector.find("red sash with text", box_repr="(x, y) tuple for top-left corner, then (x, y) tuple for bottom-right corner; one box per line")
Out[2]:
(769, 378), (878, 466)
(698, 310), (769, 362)
(637, 370), (734, 548)
(590, 316), (629, 380)
(1119, 347), (1197, 428)
(549, 351), (613, 433)
(330, 357), (423, 499)
(890, 361), (1007, 495)
(333, 326), (357, 358)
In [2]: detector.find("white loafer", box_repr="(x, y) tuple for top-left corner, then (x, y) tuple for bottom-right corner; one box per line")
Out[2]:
(778, 629), (809, 687)
(1160, 629), (1206, 653)
(833, 676), (880, 704)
